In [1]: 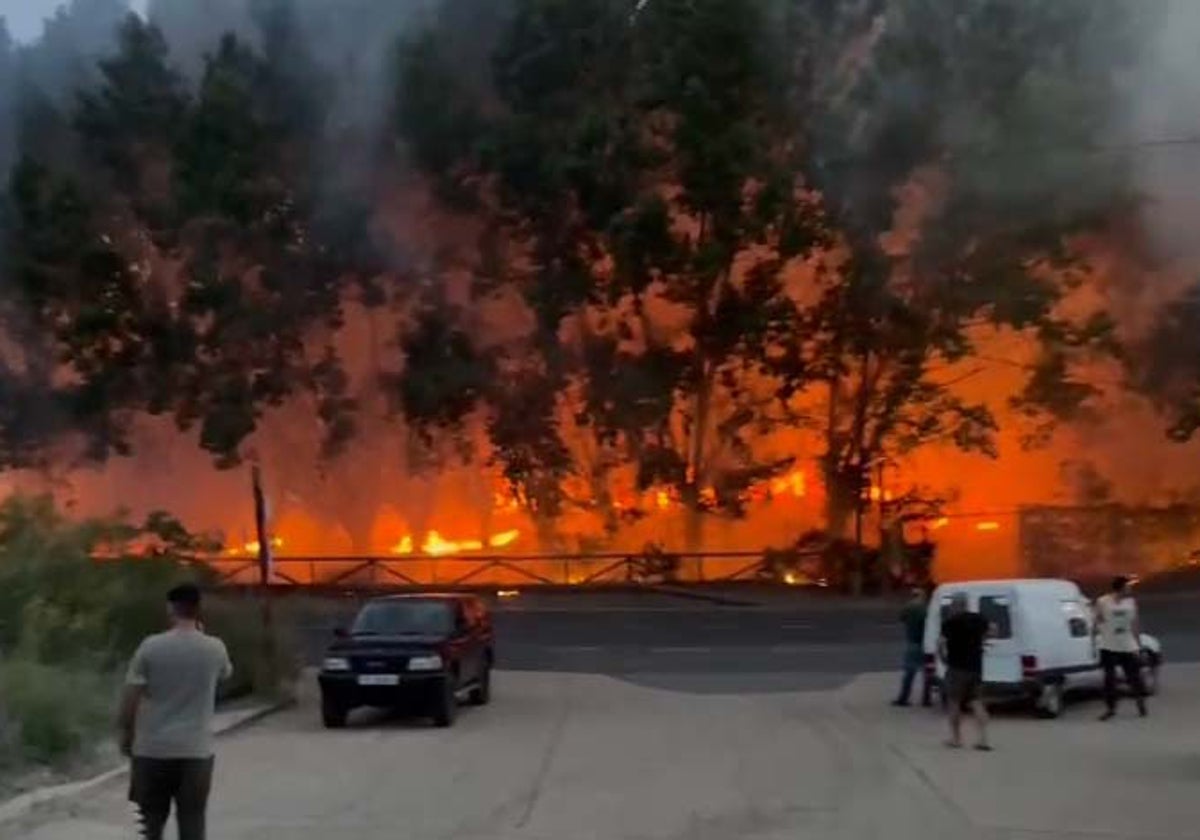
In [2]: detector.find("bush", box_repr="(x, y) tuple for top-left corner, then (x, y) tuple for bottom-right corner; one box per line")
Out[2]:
(0, 496), (195, 667)
(205, 595), (300, 702)
(0, 494), (297, 772)
(0, 659), (114, 768)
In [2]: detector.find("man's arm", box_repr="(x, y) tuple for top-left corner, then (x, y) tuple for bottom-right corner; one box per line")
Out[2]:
(218, 640), (234, 681)
(119, 643), (148, 757)
(117, 685), (144, 757)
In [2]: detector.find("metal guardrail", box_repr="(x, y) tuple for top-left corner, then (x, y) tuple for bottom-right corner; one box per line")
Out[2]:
(196, 550), (794, 588)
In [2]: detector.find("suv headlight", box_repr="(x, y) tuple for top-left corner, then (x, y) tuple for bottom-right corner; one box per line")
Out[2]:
(323, 656), (351, 672)
(408, 654), (444, 672)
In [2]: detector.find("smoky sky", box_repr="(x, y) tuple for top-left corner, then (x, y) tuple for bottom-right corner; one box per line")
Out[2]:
(1, 0), (147, 42)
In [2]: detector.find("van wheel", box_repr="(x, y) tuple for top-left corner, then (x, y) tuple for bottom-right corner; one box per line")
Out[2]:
(1037, 681), (1064, 719)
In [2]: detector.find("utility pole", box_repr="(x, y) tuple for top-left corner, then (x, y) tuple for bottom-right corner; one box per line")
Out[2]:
(252, 465), (271, 586)
(251, 465), (275, 693)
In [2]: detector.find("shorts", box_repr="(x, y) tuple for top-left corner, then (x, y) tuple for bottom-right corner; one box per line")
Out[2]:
(944, 668), (983, 705)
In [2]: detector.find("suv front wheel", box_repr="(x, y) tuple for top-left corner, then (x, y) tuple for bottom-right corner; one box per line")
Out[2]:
(468, 662), (492, 706)
(432, 677), (458, 728)
(321, 697), (348, 729)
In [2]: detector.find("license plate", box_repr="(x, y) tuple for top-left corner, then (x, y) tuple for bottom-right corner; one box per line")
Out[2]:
(358, 674), (400, 686)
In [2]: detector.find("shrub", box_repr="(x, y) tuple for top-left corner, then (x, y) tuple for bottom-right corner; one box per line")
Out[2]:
(205, 595), (300, 702)
(0, 494), (297, 772)
(0, 659), (114, 768)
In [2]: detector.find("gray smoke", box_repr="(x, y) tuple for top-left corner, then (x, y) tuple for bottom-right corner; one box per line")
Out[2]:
(1126, 0), (1200, 263)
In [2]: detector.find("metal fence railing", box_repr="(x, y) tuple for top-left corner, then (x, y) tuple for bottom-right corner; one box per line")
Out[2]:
(196, 551), (793, 589)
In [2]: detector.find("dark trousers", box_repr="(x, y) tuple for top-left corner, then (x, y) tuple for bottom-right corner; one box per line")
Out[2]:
(1101, 649), (1146, 712)
(129, 757), (214, 840)
(897, 643), (931, 705)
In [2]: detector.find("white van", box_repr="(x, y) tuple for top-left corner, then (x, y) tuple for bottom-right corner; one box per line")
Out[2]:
(922, 578), (1162, 718)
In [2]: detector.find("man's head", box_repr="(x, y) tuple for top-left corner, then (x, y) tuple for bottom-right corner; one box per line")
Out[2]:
(909, 586), (926, 604)
(167, 582), (202, 624)
(949, 592), (969, 615)
(1111, 575), (1131, 597)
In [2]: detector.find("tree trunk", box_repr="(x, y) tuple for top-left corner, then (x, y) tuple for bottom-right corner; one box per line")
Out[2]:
(532, 511), (560, 554)
(682, 495), (705, 558)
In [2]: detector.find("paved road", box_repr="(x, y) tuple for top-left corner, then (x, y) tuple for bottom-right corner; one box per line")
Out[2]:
(11, 589), (1200, 839)
(289, 590), (1200, 691)
(16, 666), (1200, 840)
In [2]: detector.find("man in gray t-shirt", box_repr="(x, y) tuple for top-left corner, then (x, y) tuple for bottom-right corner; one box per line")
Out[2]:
(120, 583), (232, 840)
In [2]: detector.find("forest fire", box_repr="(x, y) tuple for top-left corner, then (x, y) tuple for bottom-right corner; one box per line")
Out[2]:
(390, 528), (521, 557)
(6, 0), (1200, 593)
(223, 537), (284, 557)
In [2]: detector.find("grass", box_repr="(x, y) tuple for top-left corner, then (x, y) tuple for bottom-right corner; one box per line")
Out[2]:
(0, 494), (298, 777)
(0, 660), (115, 769)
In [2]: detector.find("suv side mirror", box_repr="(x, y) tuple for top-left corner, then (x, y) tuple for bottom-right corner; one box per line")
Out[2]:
(333, 626), (349, 639)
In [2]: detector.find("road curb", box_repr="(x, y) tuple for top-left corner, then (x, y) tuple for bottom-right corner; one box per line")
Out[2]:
(0, 696), (293, 829)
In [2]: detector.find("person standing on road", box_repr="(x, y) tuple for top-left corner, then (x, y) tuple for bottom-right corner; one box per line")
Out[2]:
(939, 593), (992, 751)
(893, 587), (932, 707)
(1094, 575), (1148, 721)
(119, 583), (233, 840)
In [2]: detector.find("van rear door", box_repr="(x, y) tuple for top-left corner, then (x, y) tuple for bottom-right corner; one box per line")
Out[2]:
(976, 588), (1022, 685)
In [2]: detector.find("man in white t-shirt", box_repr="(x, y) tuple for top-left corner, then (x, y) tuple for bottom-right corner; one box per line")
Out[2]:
(1093, 575), (1147, 721)
(119, 583), (233, 840)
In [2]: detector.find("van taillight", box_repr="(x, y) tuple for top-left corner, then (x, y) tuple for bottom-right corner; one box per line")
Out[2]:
(1021, 655), (1038, 675)
(923, 653), (936, 674)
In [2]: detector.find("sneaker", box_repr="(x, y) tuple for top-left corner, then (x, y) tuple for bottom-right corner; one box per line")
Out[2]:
(891, 699), (910, 707)
(1099, 710), (1115, 721)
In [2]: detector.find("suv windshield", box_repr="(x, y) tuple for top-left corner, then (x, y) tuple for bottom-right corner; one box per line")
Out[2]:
(351, 601), (453, 636)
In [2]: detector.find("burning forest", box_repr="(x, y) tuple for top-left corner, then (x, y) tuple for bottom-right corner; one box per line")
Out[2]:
(3, 0), (1200, 587)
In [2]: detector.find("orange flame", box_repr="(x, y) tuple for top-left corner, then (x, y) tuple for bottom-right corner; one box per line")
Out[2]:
(769, 469), (807, 498)
(976, 521), (1001, 532)
(390, 529), (522, 556)
(489, 529), (520, 548)
(224, 537), (283, 556)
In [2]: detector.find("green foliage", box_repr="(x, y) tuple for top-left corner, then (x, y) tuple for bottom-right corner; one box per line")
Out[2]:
(1, 13), (368, 470)
(0, 495), (296, 770)
(0, 1), (1166, 552)
(1133, 280), (1200, 442)
(0, 659), (114, 768)
(766, 0), (1138, 541)
(395, 0), (824, 539)
(388, 303), (493, 442)
(0, 495), (200, 666)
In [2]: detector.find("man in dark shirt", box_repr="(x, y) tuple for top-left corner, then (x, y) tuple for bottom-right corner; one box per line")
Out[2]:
(939, 593), (992, 750)
(893, 587), (932, 707)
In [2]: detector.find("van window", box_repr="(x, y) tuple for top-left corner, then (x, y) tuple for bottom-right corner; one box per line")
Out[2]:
(1061, 600), (1090, 638)
(978, 595), (1013, 639)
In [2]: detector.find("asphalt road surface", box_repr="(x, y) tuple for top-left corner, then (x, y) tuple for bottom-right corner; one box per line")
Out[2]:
(13, 590), (1200, 840)
(20, 667), (1200, 840)
(288, 588), (1200, 693)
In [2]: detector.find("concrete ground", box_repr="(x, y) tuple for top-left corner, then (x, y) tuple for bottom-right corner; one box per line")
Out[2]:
(291, 589), (1200, 678)
(12, 664), (1200, 840)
